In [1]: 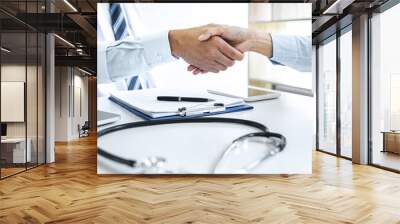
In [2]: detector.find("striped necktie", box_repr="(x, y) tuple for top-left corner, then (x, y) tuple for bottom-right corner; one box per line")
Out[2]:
(110, 3), (128, 41)
(110, 3), (142, 90)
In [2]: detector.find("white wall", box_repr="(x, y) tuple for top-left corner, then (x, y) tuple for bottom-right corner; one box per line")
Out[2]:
(1, 65), (26, 125)
(55, 66), (69, 141)
(54, 67), (89, 141)
(1, 65), (25, 139)
(1, 63), (46, 163)
(1, 82), (25, 122)
(1, 65), (32, 138)
(71, 74), (89, 138)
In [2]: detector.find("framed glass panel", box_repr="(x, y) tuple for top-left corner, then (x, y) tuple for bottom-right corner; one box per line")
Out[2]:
(0, 0), (46, 179)
(1, 30), (28, 177)
(27, 31), (38, 169)
(339, 29), (352, 158)
(317, 37), (337, 154)
(371, 3), (400, 171)
(248, 3), (312, 94)
(38, 32), (45, 165)
(26, 0), (40, 169)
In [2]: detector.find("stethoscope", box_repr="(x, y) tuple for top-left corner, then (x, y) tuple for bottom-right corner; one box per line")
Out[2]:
(97, 117), (286, 173)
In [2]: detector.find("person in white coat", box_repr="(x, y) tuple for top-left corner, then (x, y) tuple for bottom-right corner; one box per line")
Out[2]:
(97, 3), (243, 96)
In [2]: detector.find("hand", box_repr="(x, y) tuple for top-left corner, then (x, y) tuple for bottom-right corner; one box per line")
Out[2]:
(188, 24), (273, 74)
(169, 25), (244, 73)
(198, 24), (272, 56)
(198, 24), (255, 52)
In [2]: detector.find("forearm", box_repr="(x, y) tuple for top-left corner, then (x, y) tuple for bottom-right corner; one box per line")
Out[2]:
(105, 31), (176, 81)
(244, 31), (312, 72)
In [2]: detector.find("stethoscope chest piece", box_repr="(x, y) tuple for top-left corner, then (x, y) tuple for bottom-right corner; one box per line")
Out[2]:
(137, 156), (168, 173)
(212, 132), (286, 173)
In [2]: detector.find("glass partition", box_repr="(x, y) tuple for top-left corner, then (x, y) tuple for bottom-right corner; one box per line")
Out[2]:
(339, 29), (352, 158)
(249, 3), (312, 94)
(38, 32), (45, 165)
(1, 30), (28, 177)
(370, 3), (400, 171)
(0, 0), (46, 179)
(26, 0), (44, 169)
(27, 31), (38, 169)
(317, 37), (337, 155)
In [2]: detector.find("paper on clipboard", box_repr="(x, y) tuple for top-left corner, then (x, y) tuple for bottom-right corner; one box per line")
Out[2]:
(109, 88), (245, 118)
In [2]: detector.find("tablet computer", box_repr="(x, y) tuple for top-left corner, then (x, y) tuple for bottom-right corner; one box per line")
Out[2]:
(97, 110), (121, 126)
(208, 86), (280, 102)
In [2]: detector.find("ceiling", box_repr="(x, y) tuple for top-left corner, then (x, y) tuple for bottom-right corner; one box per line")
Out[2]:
(0, 0), (97, 74)
(310, 0), (391, 43)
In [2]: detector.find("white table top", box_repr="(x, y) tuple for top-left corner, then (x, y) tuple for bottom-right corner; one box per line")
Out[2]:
(97, 91), (314, 174)
(1, 138), (27, 144)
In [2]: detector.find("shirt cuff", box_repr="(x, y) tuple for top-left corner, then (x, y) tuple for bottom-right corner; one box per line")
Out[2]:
(270, 34), (294, 64)
(141, 31), (176, 67)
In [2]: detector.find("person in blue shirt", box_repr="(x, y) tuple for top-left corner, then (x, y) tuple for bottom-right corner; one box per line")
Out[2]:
(102, 22), (311, 84)
(187, 24), (311, 74)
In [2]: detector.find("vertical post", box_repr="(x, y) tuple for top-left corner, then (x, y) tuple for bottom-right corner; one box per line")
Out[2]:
(46, 1), (55, 163)
(25, 3), (28, 170)
(367, 11), (373, 165)
(88, 76), (97, 134)
(315, 45), (320, 150)
(352, 14), (369, 164)
(336, 29), (341, 157)
(0, 24), (2, 179)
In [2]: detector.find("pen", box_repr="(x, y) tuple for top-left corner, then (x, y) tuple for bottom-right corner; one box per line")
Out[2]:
(157, 96), (214, 102)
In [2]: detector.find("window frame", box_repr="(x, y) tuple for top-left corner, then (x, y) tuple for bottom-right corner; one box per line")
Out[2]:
(0, 0), (48, 180)
(315, 24), (352, 161)
(367, 0), (400, 173)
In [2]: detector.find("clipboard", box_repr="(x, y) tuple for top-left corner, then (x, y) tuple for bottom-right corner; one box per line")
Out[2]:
(109, 95), (253, 120)
(108, 88), (254, 121)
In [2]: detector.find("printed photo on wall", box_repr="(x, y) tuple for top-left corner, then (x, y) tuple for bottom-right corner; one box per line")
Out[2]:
(97, 3), (314, 174)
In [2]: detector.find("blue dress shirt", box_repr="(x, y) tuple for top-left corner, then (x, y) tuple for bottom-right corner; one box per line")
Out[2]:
(270, 34), (312, 72)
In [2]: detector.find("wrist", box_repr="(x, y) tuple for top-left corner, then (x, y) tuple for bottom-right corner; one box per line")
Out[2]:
(248, 31), (273, 58)
(168, 30), (182, 58)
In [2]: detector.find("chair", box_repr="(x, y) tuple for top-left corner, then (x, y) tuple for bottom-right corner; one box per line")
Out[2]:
(78, 121), (90, 138)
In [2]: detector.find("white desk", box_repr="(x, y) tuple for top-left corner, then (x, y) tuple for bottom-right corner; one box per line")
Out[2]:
(97, 91), (314, 174)
(1, 138), (32, 163)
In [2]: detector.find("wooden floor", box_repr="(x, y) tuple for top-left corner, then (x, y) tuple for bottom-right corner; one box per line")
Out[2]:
(372, 150), (400, 171)
(1, 167), (26, 178)
(1, 135), (400, 224)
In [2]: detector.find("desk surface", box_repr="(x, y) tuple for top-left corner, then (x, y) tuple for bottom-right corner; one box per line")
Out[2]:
(1, 138), (26, 144)
(381, 131), (400, 134)
(97, 91), (314, 174)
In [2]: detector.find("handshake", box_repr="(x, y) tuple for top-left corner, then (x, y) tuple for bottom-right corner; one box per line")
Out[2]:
(168, 24), (272, 75)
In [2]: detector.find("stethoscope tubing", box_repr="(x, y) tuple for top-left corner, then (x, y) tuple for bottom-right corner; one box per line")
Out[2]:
(97, 117), (285, 170)
(98, 117), (269, 137)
